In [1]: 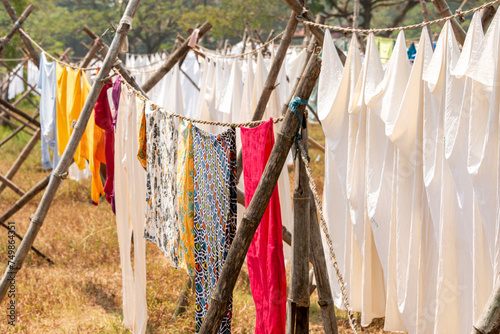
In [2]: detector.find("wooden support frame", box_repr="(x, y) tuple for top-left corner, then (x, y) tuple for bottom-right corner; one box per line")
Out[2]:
(0, 0), (142, 302)
(0, 128), (40, 195)
(0, 0), (40, 67)
(0, 4), (34, 57)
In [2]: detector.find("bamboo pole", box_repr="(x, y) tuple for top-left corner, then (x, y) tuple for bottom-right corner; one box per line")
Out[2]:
(0, 0), (39, 67)
(0, 174), (52, 265)
(473, 278), (500, 333)
(0, 98), (40, 128)
(141, 21), (212, 93)
(0, 4), (34, 56)
(171, 276), (194, 320)
(432, 0), (466, 45)
(0, 174), (50, 224)
(80, 39), (102, 68)
(235, 10), (301, 181)
(0, 0), (142, 303)
(481, 5), (496, 30)
(0, 105), (38, 132)
(287, 118), (310, 334)
(0, 128), (40, 195)
(198, 51), (321, 334)
(0, 174), (24, 196)
(0, 120), (29, 147)
(82, 26), (148, 97)
(283, 0), (346, 64)
(419, 0), (434, 49)
(0, 112), (38, 149)
(0, 220), (53, 264)
(309, 196), (338, 334)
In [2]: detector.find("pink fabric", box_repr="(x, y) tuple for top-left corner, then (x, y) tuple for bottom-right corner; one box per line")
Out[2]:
(188, 29), (200, 47)
(94, 83), (115, 212)
(241, 119), (286, 334)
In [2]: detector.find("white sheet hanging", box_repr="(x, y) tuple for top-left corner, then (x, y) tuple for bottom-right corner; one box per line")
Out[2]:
(386, 27), (435, 334)
(114, 86), (147, 334)
(347, 33), (387, 326)
(365, 30), (411, 332)
(318, 30), (363, 313)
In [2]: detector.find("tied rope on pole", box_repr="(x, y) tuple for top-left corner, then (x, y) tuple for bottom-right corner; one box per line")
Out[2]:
(289, 96), (309, 160)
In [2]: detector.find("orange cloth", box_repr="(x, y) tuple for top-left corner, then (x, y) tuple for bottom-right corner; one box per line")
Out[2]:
(56, 64), (106, 204)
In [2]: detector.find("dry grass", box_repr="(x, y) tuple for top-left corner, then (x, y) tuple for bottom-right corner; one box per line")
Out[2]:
(0, 118), (392, 333)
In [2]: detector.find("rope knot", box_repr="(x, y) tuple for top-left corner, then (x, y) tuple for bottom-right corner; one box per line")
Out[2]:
(455, 9), (465, 22)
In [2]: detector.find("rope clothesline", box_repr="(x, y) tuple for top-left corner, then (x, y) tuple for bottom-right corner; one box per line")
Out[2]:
(300, 0), (499, 33)
(196, 31), (285, 59)
(119, 73), (285, 127)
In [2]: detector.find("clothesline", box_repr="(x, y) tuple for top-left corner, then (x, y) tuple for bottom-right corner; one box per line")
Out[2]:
(195, 31), (285, 59)
(301, 0), (499, 33)
(119, 74), (285, 127)
(17, 28), (100, 71)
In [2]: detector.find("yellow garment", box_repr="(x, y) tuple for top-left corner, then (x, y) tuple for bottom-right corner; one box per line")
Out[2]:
(136, 97), (148, 169)
(177, 121), (195, 275)
(375, 37), (394, 64)
(56, 65), (105, 204)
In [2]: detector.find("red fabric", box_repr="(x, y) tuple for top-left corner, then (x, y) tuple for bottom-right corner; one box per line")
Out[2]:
(241, 119), (286, 334)
(94, 83), (115, 212)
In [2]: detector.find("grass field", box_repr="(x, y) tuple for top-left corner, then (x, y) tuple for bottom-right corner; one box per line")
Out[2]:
(0, 110), (394, 333)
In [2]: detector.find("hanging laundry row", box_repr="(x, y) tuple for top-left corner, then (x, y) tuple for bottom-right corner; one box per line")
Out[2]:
(318, 9), (500, 334)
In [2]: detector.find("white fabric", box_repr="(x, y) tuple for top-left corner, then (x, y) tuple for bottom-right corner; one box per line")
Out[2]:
(8, 63), (24, 100)
(27, 60), (40, 94)
(365, 31), (411, 332)
(318, 31), (363, 312)
(114, 86), (147, 334)
(37, 52), (60, 170)
(180, 51), (200, 119)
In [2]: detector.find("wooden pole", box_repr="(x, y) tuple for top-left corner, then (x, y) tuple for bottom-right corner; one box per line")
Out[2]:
(82, 26), (148, 98)
(0, 98), (40, 128)
(141, 21), (212, 93)
(432, 0), (466, 45)
(0, 128), (40, 195)
(198, 51), (321, 334)
(171, 276), (194, 320)
(0, 0), (142, 303)
(0, 174), (24, 196)
(0, 174), (50, 224)
(0, 4), (34, 56)
(0, 105), (38, 132)
(0, 0), (40, 67)
(419, 0), (434, 48)
(473, 278), (500, 333)
(283, 0), (346, 64)
(0, 112), (38, 149)
(80, 38), (102, 68)
(309, 196), (338, 334)
(481, 5), (496, 30)
(287, 118), (310, 334)
(0, 174), (52, 264)
(0, 220), (53, 264)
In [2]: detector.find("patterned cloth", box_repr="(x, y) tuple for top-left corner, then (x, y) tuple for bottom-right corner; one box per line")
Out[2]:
(143, 100), (180, 268)
(177, 121), (195, 276)
(193, 125), (237, 333)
